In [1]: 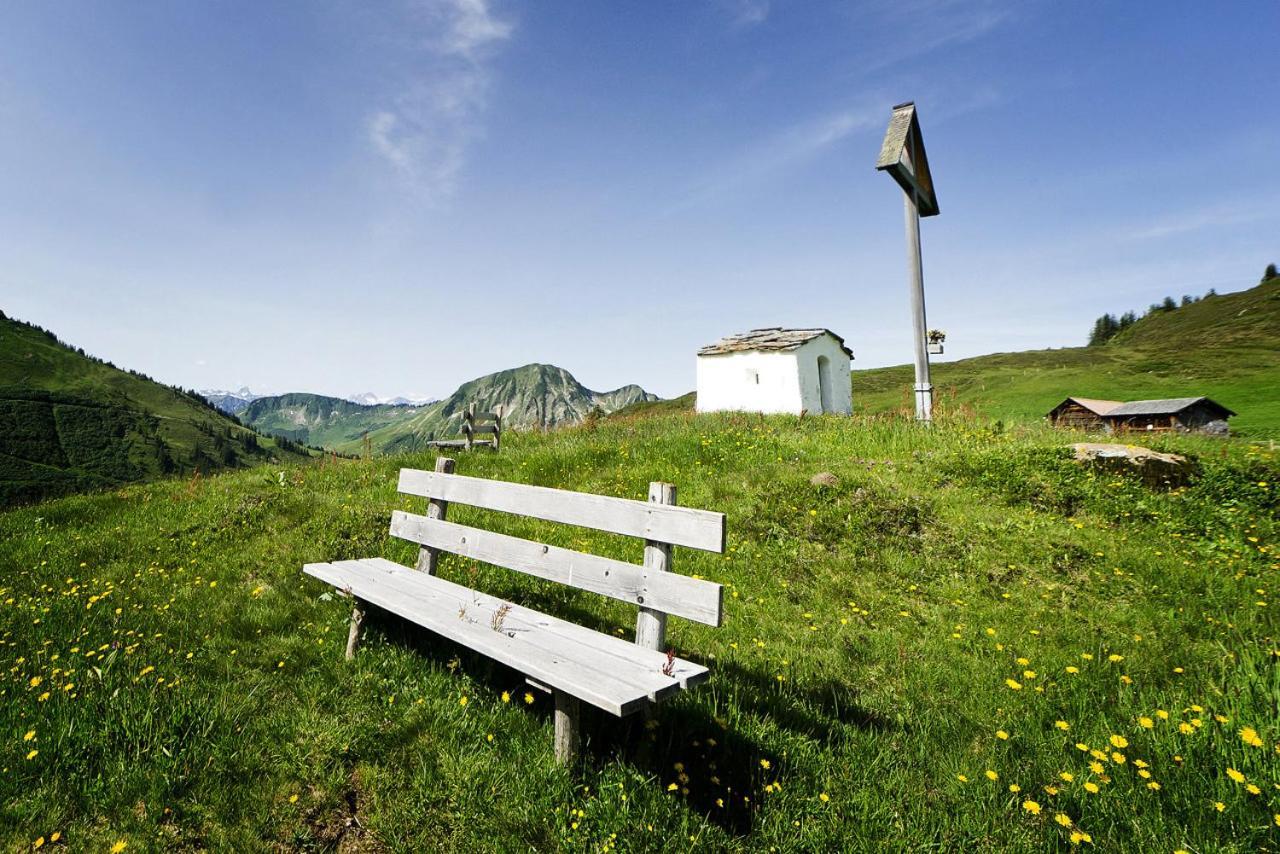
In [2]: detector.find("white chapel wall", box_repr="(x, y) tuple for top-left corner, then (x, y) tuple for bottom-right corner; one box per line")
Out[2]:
(696, 350), (803, 414)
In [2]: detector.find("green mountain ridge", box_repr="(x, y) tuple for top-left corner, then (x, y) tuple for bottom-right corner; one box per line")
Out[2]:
(241, 364), (656, 454)
(240, 393), (431, 450)
(0, 312), (311, 507)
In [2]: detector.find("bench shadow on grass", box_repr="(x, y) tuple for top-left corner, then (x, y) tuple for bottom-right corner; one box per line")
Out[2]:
(358, 598), (895, 838)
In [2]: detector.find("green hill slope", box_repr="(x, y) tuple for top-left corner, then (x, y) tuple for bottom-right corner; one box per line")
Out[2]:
(0, 312), (310, 506)
(240, 393), (428, 450)
(337, 363), (655, 454)
(1, 412), (1275, 850)
(854, 279), (1280, 435)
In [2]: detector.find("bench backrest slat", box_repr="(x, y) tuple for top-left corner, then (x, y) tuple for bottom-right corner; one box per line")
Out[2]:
(390, 511), (722, 625)
(397, 469), (726, 553)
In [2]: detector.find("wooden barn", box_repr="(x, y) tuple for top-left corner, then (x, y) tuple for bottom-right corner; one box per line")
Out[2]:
(1046, 397), (1122, 430)
(1047, 396), (1235, 436)
(1102, 397), (1236, 435)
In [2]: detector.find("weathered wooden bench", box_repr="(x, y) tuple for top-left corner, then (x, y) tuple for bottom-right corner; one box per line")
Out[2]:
(303, 457), (726, 763)
(425, 404), (502, 451)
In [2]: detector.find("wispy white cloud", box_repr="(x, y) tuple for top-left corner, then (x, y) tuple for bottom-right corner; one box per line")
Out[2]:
(1125, 202), (1273, 241)
(717, 0), (770, 28)
(851, 0), (1015, 75)
(367, 0), (514, 200)
(669, 102), (885, 212)
(672, 83), (1001, 212)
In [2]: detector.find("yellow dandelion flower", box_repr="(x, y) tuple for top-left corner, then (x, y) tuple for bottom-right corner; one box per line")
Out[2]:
(1156, 709), (1169, 720)
(996, 730), (1009, 740)
(1139, 717), (1154, 729)
(23, 730), (35, 741)
(524, 692), (534, 704)
(288, 794), (298, 804)
(1044, 785), (1059, 795)
(33, 838), (44, 850)
(667, 782), (679, 791)
(1111, 752), (1126, 764)
(1059, 772), (1073, 782)
(819, 792), (830, 802)
(1005, 679), (1022, 690)
(1084, 782), (1099, 793)
(1107, 654), (1123, 663)
(760, 759), (771, 770)
(1055, 721), (1070, 731)
(1246, 783), (1261, 795)
(1226, 767), (1245, 783)
(1213, 801), (1225, 812)
(985, 769), (998, 780)
(459, 696), (468, 707)
(1075, 742), (1089, 752)
(1070, 830), (1092, 844)
(1065, 666), (1080, 674)
(111, 843), (127, 854)
(1109, 734), (1128, 749)
(1178, 722), (1193, 735)
(1054, 813), (1072, 827)
(956, 774), (969, 782)
(25, 749), (38, 760)
(49, 834), (59, 843)
(29, 676), (41, 687)
(1240, 727), (1264, 748)
(1009, 784), (1021, 793)
(1022, 800), (1041, 815)
(1146, 781), (1161, 791)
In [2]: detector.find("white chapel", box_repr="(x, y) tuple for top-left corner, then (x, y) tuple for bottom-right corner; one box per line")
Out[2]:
(695, 328), (853, 416)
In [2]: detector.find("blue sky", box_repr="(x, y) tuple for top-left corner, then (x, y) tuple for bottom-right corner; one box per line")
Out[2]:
(1, 1), (1276, 400)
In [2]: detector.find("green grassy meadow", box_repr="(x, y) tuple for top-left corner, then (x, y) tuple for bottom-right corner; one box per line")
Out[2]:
(2, 410), (1277, 851)
(853, 280), (1280, 437)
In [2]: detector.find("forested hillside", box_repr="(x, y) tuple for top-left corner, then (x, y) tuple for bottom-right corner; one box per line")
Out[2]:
(0, 312), (310, 506)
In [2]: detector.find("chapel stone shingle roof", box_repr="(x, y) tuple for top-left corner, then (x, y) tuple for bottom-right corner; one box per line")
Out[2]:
(698, 328), (853, 359)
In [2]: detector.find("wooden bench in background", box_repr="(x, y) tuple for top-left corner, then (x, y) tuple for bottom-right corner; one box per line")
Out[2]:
(303, 457), (726, 763)
(425, 404), (501, 452)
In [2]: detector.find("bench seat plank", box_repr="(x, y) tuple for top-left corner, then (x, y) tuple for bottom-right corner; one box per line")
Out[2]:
(304, 558), (709, 716)
(389, 511), (721, 625)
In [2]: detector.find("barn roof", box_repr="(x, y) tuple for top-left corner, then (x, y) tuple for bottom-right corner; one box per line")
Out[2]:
(698, 328), (854, 359)
(1105, 397), (1236, 418)
(1052, 397), (1123, 416)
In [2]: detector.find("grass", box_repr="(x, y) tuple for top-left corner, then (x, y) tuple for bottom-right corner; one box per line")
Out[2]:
(853, 279), (1280, 437)
(2, 408), (1277, 851)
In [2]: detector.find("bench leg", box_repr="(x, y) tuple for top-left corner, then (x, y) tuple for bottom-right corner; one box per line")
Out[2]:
(345, 601), (366, 661)
(554, 692), (580, 766)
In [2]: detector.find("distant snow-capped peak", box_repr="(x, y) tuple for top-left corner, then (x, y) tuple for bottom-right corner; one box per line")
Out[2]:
(346, 392), (437, 406)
